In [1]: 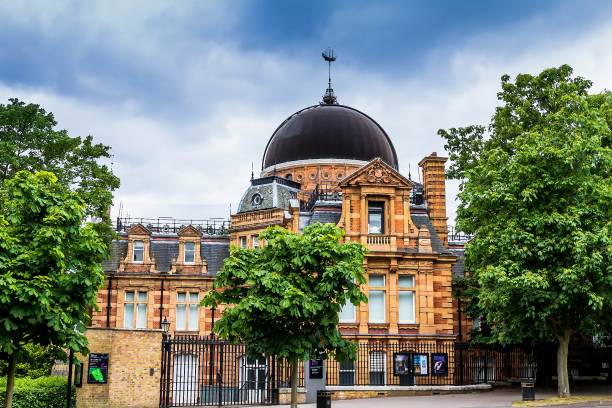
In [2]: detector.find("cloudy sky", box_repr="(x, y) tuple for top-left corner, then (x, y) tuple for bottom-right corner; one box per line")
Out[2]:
(2, 0), (612, 224)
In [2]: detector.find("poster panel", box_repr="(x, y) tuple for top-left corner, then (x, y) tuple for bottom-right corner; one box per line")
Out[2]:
(393, 352), (411, 376)
(87, 353), (109, 384)
(431, 353), (449, 376)
(412, 353), (429, 376)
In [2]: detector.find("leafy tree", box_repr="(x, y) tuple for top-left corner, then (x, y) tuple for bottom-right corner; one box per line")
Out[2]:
(203, 223), (367, 408)
(0, 171), (107, 408)
(0, 344), (65, 379)
(439, 65), (612, 397)
(0, 98), (119, 229)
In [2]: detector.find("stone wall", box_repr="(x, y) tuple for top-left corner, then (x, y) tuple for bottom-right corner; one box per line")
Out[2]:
(76, 327), (163, 408)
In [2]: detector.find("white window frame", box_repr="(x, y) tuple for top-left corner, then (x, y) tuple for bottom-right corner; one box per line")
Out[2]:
(339, 300), (356, 323)
(184, 241), (196, 264)
(252, 235), (259, 248)
(368, 274), (386, 323)
(239, 236), (247, 249)
(124, 290), (147, 329)
(398, 275), (416, 324)
(176, 291), (200, 332)
(133, 240), (144, 263)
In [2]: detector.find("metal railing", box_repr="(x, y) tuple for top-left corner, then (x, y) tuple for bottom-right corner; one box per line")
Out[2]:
(454, 343), (536, 385)
(160, 335), (304, 407)
(326, 340), (457, 386)
(301, 183), (342, 212)
(447, 226), (474, 243)
(115, 217), (230, 236)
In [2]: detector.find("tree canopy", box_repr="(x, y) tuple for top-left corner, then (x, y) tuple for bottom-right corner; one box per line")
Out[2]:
(0, 98), (119, 224)
(0, 171), (107, 406)
(203, 223), (367, 407)
(439, 65), (612, 397)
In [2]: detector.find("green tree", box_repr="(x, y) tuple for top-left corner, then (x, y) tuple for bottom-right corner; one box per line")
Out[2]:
(203, 223), (367, 408)
(0, 171), (107, 408)
(439, 65), (612, 397)
(0, 98), (119, 228)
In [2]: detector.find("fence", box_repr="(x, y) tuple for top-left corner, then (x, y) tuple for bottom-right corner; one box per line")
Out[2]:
(326, 341), (539, 387)
(326, 340), (457, 386)
(454, 343), (536, 385)
(160, 335), (304, 407)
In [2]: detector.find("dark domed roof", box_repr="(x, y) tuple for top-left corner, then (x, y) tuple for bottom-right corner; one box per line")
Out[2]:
(262, 104), (398, 170)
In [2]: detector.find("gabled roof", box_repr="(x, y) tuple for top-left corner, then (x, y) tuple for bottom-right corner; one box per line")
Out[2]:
(126, 223), (152, 236)
(178, 225), (203, 238)
(339, 158), (414, 188)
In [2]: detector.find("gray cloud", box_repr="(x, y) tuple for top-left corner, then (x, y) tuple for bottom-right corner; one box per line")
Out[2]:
(1, 4), (611, 226)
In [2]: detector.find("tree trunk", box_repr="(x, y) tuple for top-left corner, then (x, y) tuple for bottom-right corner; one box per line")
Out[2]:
(290, 356), (298, 408)
(4, 354), (16, 408)
(556, 329), (571, 398)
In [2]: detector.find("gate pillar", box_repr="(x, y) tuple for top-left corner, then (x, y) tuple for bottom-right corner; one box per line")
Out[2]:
(305, 358), (326, 403)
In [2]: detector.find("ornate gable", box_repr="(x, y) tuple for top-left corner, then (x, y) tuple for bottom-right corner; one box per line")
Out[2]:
(339, 158), (413, 188)
(126, 223), (152, 236)
(178, 225), (202, 238)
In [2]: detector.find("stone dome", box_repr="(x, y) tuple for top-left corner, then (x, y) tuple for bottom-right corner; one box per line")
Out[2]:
(262, 104), (398, 170)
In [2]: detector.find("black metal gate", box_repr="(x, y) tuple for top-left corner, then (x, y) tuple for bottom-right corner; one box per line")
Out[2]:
(160, 335), (302, 407)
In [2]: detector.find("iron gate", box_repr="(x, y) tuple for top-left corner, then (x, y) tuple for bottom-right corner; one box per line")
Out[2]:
(159, 335), (302, 407)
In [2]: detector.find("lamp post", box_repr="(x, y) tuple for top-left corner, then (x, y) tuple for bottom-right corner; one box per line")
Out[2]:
(66, 348), (74, 408)
(210, 306), (216, 337)
(161, 317), (170, 336)
(161, 317), (171, 408)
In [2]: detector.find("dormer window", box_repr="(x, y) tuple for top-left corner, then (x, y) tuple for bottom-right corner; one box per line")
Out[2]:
(184, 242), (196, 264)
(368, 201), (385, 234)
(133, 240), (144, 262)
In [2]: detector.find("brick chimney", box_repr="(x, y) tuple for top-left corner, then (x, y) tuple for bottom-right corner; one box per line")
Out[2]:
(418, 152), (448, 246)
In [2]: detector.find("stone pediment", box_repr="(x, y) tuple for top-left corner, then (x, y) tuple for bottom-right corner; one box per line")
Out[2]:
(126, 223), (152, 236)
(178, 225), (202, 238)
(339, 158), (414, 188)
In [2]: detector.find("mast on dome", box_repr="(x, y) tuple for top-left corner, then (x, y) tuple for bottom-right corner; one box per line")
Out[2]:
(321, 48), (338, 105)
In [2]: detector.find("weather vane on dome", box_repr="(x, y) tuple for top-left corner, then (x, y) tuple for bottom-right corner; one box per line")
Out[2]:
(321, 48), (338, 105)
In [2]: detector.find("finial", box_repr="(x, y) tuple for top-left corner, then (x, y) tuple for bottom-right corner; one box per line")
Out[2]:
(250, 162), (254, 181)
(321, 48), (338, 105)
(408, 163), (412, 180)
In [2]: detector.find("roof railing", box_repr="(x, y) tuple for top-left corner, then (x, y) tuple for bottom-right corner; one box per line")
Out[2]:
(448, 226), (473, 243)
(115, 217), (230, 236)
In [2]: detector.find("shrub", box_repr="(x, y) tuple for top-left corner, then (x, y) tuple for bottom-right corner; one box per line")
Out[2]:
(0, 376), (75, 408)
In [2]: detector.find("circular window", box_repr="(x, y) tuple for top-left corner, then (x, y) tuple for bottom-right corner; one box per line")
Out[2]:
(251, 193), (263, 206)
(309, 173), (316, 180)
(337, 173), (344, 180)
(322, 172), (329, 179)
(297, 174), (303, 181)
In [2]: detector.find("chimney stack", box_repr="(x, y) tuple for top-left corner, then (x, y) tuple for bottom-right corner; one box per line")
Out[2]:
(418, 152), (448, 246)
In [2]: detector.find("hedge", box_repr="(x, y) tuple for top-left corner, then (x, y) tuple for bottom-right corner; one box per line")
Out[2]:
(0, 376), (75, 408)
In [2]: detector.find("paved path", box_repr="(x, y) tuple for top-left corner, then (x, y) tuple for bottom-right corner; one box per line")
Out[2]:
(260, 387), (612, 408)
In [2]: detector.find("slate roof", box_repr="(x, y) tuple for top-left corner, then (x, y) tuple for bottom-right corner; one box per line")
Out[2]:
(237, 177), (299, 213)
(202, 242), (230, 276)
(102, 238), (230, 275)
(307, 202), (342, 226)
(449, 248), (465, 277)
(150, 241), (179, 273)
(102, 240), (127, 272)
(411, 213), (451, 255)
